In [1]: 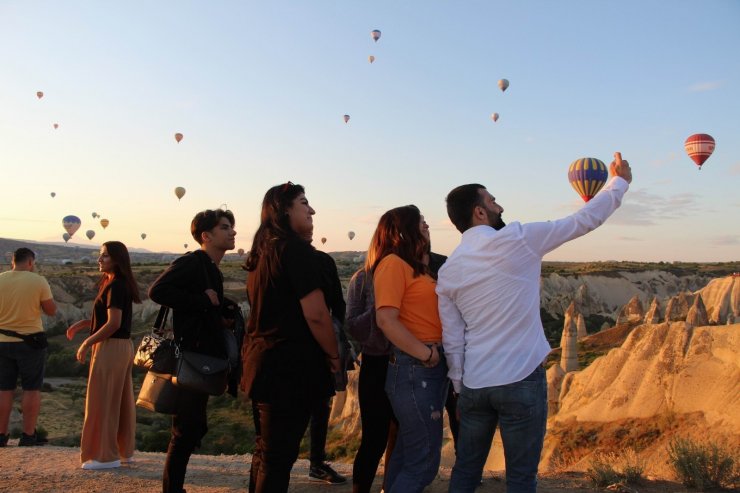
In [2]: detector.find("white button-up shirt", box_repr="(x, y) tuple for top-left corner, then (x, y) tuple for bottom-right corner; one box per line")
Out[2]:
(437, 176), (629, 392)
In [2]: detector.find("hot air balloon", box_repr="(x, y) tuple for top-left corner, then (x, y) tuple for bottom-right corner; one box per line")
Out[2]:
(238, 248), (245, 256)
(568, 157), (608, 202)
(371, 30), (381, 42)
(174, 186), (186, 200)
(141, 233), (147, 240)
(684, 133), (715, 170)
(498, 79), (509, 92)
(184, 243), (188, 249)
(50, 192), (56, 198)
(348, 231), (355, 240)
(36, 91), (44, 99)
(62, 215), (81, 237)
(368, 55), (375, 64)
(63, 233), (70, 243)
(53, 123), (59, 130)
(86, 230), (95, 240)
(91, 212), (98, 219)
(175, 133), (183, 143)
(491, 113), (499, 122)
(343, 115), (350, 123)
(100, 218), (109, 229)
(321, 237), (327, 245)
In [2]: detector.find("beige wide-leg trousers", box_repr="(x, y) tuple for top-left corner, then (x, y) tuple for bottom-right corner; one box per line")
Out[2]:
(80, 338), (136, 463)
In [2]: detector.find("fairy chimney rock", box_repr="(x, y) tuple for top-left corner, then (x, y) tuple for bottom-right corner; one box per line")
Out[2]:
(546, 363), (566, 416)
(686, 295), (709, 328)
(576, 313), (588, 340)
(665, 292), (690, 322)
(616, 295), (644, 325)
(561, 302), (579, 347)
(644, 296), (662, 324)
(560, 315), (579, 373)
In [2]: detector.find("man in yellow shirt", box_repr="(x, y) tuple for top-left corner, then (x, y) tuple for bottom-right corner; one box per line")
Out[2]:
(0, 248), (56, 447)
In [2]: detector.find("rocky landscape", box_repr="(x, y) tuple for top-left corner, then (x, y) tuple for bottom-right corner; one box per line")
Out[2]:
(2, 237), (738, 490)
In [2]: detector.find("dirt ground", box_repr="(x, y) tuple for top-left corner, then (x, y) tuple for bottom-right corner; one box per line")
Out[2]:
(0, 443), (699, 493)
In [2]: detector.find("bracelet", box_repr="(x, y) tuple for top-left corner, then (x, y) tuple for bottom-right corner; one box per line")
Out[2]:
(423, 346), (434, 363)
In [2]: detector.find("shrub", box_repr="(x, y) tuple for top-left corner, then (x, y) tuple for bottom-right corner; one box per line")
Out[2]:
(668, 437), (738, 490)
(587, 449), (645, 487)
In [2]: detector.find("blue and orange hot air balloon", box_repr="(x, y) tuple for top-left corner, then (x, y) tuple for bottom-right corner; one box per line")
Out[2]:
(62, 215), (82, 237)
(568, 157), (608, 202)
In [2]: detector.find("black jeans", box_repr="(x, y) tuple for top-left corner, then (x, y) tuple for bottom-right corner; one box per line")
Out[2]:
(249, 400), (312, 493)
(163, 388), (209, 493)
(352, 354), (397, 493)
(309, 397), (331, 464)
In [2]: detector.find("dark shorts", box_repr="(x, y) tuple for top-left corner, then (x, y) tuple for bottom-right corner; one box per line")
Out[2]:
(0, 342), (46, 391)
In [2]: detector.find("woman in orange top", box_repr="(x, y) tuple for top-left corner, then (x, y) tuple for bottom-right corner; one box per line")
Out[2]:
(371, 205), (448, 493)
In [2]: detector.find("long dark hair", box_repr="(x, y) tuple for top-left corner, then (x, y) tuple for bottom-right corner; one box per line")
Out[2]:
(366, 205), (429, 278)
(97, 241), (141, 303)
(245, 182), (309, 299)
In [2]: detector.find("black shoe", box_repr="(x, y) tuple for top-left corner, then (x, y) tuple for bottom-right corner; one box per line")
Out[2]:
(18, 432), (46, 446)
(0, 434), (8, 447)
(309, 462), (347, 484)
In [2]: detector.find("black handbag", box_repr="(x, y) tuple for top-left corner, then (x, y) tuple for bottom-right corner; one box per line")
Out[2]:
(134, 306), (178, 374)
(172, 350), (229, 396)
(136, 371), (179, 414)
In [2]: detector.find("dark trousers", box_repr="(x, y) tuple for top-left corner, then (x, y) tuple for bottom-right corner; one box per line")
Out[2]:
(249, 400), (312, 493)
(163, 388), (209, 493)
(446, 381), (460, 449)
(352, 354), (397, 493)
(309, 397), (331, 464)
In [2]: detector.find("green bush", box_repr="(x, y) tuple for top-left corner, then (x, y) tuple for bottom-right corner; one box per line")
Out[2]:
(668, 437), (738, 490)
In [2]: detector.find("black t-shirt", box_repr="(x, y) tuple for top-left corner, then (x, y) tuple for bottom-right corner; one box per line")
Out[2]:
(243, 237), (334, 405)
(91, 278), (132, 339)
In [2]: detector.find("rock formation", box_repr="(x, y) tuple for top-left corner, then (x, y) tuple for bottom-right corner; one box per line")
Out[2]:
(546, 364), (566, 416)
(615, 295), (644, 325)
(686, 294), (709, 328)
(560, 315), (579, 373)
(553, 322), (739, 427)
(664, 292), (690, 322)
(693, 275), (739, 324)
(643, 296), (662, 324)
(576, 313), (587, 339)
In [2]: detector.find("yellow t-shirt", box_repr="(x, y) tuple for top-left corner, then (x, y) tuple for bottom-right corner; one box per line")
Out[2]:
(0, 271), (54, 341)
(373, 254), (442, 343)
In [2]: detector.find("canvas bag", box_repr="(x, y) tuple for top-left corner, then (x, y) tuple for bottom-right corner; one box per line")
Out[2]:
(136, 370), (179, 414)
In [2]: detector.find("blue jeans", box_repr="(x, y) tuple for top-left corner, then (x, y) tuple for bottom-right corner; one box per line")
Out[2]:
(384, 347), (448, 493)
(450, 365), (547, 493)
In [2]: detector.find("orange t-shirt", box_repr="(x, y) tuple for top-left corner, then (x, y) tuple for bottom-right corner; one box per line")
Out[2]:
(373, 254), (442, 342)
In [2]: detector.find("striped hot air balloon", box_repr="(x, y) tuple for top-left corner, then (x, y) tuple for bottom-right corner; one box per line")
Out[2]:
(684, 133), (715, 170)
(567, 157), (608, 202)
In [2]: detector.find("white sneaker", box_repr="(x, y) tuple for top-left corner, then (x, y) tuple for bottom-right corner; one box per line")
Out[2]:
(81, 459), (121, 470)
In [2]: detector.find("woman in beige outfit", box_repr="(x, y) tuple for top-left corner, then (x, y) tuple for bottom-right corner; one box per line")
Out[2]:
(67, 241), (140, 470)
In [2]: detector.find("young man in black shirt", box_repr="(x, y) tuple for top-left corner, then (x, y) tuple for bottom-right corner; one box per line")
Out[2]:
(149, 209), (236, 493)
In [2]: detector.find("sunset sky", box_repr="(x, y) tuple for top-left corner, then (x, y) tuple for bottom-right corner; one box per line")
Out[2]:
(1, 1), (738, 261)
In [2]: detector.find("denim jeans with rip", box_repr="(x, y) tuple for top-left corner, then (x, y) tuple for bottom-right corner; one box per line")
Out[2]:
(384, 348), (448, 493)
(449, 365), (547, 493)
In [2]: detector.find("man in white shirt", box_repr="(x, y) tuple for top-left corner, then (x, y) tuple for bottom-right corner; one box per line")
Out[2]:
(437, 154), (632, 493)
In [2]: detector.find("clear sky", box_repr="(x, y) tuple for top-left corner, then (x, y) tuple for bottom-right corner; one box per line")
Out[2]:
(1, 1), (738, 261)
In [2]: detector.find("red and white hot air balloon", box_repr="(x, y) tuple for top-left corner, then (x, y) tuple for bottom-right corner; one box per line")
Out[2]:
(684, 133), (715, 170)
